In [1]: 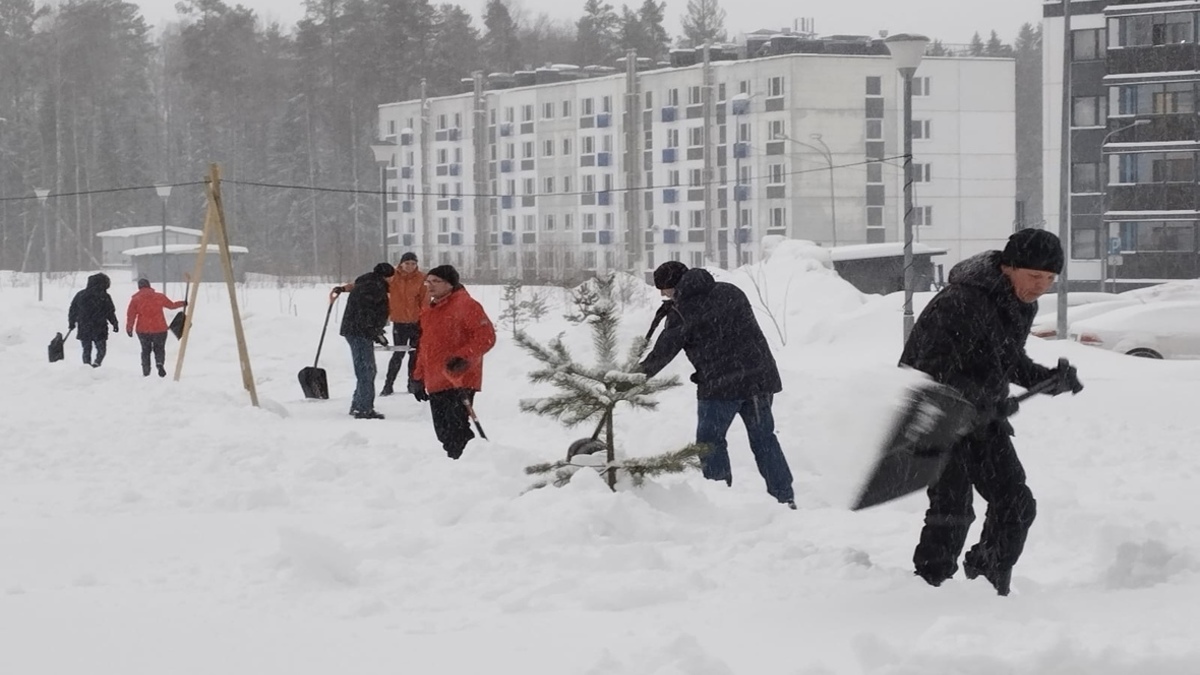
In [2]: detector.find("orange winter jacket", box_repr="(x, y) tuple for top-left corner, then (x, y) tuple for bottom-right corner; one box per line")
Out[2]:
(413, 286), (496, 394)
(126, 287), (185, 334)
(388, 268), (428, 323)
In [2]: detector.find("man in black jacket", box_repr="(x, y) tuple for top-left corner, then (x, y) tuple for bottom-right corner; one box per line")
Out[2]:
(333, 262), (393, 419)
(901, 228), (1082, 595)
(68, 272), (119, 367)
(639, 262), (795, 508)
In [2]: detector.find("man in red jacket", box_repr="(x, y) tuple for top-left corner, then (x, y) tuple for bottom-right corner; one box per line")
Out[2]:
(126, 278), (186, 377)
(411, 265), (496, 459)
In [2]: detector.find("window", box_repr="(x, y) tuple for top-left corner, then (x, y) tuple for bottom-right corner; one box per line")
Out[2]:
(1117, 221), (1197, 251)
(582, 98), (594, 116)
(544, 214), (556, 230)
(602, 135), (613, 153)
(563, 176), (572, 193)
(523, 141), (534, 158)
(1113, 151), (1196, 183)
(688, 85), (702, 105)
(768, 76), (784, 97)
(505, 143), (515, 160)
(523, 177), (535, 194)
(1072, 28), (1106, 61)
(583, 213), (596, 230)
(438, 216), (449, 233)
(543, 140), (554, 157)
(739, 80), (750, 95)
(866, 120), (882, 140)
(582, 174), (595, 192)
(738, 123), (750, 142)
(504, 107), (514, 123)
(668, 170), (680, 187)
(1071, 226), (1100, 260)
(453, 113), (461, 129)
(562, 100), (571, 117)
(437, 114), (447, 130)
(689, 168), (703, 186)
(1072, 96), (1106, 127)
(604, 212), (614, 229)
(564, 214), (573, 229)
(522, 105), (533, 122)
(912, 77), (931, 97)
(689, 211), (703, 229)
(688, 127), (703, 147)
(912, 163), (932, 183)
(1072, 162), (1102, 192)
(506, 215), (516, 231)
(645, 129), (654, 149)
(542, 102), (554, 119)
(584, 251), (597, 268)
(1114, 82), (1196, 116)
(768, 120), (786, 140)
(690, 251), (704, 267)
(544, 176), (555, 193)
(768, 164), (785, 184)
(602, 95), (612, 113)
(717, 83), (726, 101)
(912, 120), (931, 140)
(1111, 13), (1194, 47)
(523, 214), (536, 231)
(913, 205), (933, 227)
(669, 210), (680, 227)
(562, 138), (572, 155)
(769, 207), (786, 230)
(582, 136), (595, 155)
(644, 90), (653, 110)
(866, 76), (882, 96)
(867, 163), (883, 183)
(437, 148), (448, 164)
(668, 88), (679, 106)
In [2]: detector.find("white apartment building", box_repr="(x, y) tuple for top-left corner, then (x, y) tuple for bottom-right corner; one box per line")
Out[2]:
(377, 43), (1016, 283)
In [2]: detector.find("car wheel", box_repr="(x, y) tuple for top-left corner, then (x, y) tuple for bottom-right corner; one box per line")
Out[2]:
(1126, 348), (1163, 359)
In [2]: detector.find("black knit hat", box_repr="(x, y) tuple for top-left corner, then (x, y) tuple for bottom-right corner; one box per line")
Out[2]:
(400, 251), (418, 263)
(426, 264), (460, 288)
(1000, 228), (1064, 274)
(373, 262), (395, 278)
(137, 278), (150, 289)
(653, 261), (689, 290)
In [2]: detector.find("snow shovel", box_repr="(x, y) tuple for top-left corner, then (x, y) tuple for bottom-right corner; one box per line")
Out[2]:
(567, 410), (610, 460)
(169, 275), (190, 340)
(447, 371), (488, 440)
(298, 292), (338, 400)
(851, 359), (1075, 511)
(48, 328), (73, 363)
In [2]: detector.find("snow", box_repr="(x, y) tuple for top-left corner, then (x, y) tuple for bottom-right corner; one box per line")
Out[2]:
(122, 243), (250, 256)
(5, 261), (1200, 674)
(828, 242), (949, 262)
(96, 226), (204, 238)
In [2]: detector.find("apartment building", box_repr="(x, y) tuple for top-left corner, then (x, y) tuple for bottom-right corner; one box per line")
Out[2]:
(1044, 0), (1200, 288)
(378, 37), (1016, 283)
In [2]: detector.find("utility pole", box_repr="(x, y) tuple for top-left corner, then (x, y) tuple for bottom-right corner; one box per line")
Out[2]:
(420, 78), (433, 266)
(701, 43), (716, 264)
(1056, 0), (1073, 340)
(472, 71), (491, 280)
(623, 50), (643, 276)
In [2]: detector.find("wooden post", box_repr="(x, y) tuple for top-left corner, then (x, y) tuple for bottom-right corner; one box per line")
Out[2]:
(208, 164), (260, 407)
(173, 204), (213, 381)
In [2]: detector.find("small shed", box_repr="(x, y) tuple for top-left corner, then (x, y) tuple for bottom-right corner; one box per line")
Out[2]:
(97, 226), (204, 268)
(830, 243), (947, 295)
(122, 243), (249, 284)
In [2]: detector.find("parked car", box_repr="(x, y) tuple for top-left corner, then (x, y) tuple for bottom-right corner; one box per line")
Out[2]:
(1068, 300), (1200, 359)
(1032, 284), (1200, 339)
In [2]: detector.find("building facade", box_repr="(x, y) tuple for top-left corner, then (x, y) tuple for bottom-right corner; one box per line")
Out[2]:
(378, 41), (1016, 283)
(1044, 0), (1200, 289)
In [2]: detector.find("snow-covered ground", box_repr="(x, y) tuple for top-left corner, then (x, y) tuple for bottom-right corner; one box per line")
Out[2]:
(3, 246), (1200, 674)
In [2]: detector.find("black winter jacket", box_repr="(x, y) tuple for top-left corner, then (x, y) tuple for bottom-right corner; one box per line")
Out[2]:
(640, 268), (782, 400)
(899, 251), (1054, 409)
(68, 273), (118, 341)
(340, 271), (390, 339)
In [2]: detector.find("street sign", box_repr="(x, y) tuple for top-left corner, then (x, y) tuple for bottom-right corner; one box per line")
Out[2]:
(1109, 237), (1122, 255)
(1108, 255), (1124, 266)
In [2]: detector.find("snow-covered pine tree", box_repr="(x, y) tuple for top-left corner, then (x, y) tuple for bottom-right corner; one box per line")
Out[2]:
(515, 290), (690, 490)
(499, 279), (530, 337)
(563, 272), (616, 324)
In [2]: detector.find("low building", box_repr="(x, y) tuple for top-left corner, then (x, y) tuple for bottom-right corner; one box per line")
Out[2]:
(830, 242), (948, 294)
(123, 243), (249, 283)
(96, 226), (203, 269)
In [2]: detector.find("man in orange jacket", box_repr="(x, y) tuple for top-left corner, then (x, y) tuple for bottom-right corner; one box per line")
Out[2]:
(381, 251), (429, 397)
(126, 278), (186, 377)
(411, 265), (496, 459)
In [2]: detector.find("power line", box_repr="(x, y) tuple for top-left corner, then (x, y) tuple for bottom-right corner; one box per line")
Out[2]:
(0, 181), (207, 203)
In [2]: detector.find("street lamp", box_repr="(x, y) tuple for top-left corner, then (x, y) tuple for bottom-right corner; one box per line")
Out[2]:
(778, 132), (839, 247)
(1099, 118), (1150, 293)
(370, 141), (397, 263)
(34, 188), (49, 302)
(155, 184), (172, 293)
(885, 32), (930, 342)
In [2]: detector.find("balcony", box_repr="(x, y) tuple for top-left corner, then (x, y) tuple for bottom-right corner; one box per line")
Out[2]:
(449, 198), (462, 211)
(447, 127), (461, 141)
(734, 185), (750, 202)
(399, 132), (413, 146)
(663, 188), (678, 204)
(501, 231), (515, 245)
(1108, 183), (1198, 212)
(499, 122), (512, 137)
(401, 201), (413, 213)
(662, 148), (677, 163)
(736, 227), (751, 244)
(663, 229), (679, 244)
(500, 195), (513, 209)
(402, 234), (414, 247)
(598, 191), (612, 206)
(448, 163), (461, 176)
(450, 232), (463, 246)
(401, 166), (413, 179)
(661, 106), (677, 123)
(1107, 43), (1200, 77)
(597, 112), (611, 128)
(598, 230), (613, 245)
(733, 142), (750, 159)
(731, 98), (750, 115)
(500, 159), (513, 173)
(597, 151), (611, 167)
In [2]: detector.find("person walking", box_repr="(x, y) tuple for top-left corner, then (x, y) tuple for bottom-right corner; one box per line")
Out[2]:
(637, 261), (796, 508)
(126, 278), (186, 377)
(901, 228), (1083, 596)
(333, 262), (394, 419)
(410, 265), (496, 459)
(380, 252), (428, 397)
(68, 272), (119, 367)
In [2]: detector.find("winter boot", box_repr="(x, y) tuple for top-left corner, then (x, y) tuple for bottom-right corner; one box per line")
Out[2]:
(380, 384), (394, 396)
(914, 569), (949, 588)
(354, 409), (386, 420)
(964, 560), (1012, 596)
(157, 364), (167, 378)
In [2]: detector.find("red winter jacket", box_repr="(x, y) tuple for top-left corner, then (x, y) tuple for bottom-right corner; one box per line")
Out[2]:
(126, 287), (185, 334)
(413, 286), (496, 394)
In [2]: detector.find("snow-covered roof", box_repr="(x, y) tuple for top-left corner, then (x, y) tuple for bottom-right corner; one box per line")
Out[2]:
(97, 226), (204, 238)
(828, 242), (947, 262)
(122, 243), (249, 257)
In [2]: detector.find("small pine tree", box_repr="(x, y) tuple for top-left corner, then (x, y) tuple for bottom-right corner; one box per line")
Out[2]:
(499, 279), (531, 337)
(525, 290), (550, 322)
(563, 272), (616, 324)
(516, 293), (685, 490)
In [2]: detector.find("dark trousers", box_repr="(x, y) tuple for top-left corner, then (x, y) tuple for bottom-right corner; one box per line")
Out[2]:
(429, 388), (475, 457)
(81, 338), (107, 366)
(137, 332), (167, 376)
(384, 323), (420, 389)
(346, 336), (376, 413)
(913, 423), (1037, 581)
(696, 394), (795, 503)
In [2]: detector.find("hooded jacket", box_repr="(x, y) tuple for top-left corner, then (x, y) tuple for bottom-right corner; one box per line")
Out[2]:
(899, 251), (1054, 408)
(640, 268), (782, 400)
(340, 270), (391, 339)
(126, 286), (185, 335)
(68, 273), (118, 341)
(388, 267), (428, 324)
(413, 286), (496, 394)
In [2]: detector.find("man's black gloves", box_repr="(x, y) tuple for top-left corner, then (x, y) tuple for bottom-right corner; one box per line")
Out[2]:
(409, 380), (429, 402)
(373, 332), (389, 347)
(995, 397), (1021, 418)
(331, 286), (345, 295)
(446, 356), (469, 373)
(1049, 364), (1084, 395)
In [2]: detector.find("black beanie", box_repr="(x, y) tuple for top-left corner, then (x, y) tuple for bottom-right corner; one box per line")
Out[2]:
(373, 262), (395, 278)
(137, 278), (150, 289)
(653, 261), (689, 289)
(426, 264), (460, 288)
(1000, 228), (1064, 274)
(400, 251), (418, 263)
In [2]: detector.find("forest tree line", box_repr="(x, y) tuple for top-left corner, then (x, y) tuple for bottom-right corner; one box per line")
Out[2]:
(0, 0), (1041, 279)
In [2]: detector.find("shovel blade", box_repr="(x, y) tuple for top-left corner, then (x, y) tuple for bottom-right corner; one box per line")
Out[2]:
(298, 366), (329, 399)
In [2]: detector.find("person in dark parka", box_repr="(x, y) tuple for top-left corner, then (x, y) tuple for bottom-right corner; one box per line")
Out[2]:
(900, 228), (1083, 596)
(333, 262), (393, 419)
(638, 262), (795, 508)
(68, 272), (119, 367)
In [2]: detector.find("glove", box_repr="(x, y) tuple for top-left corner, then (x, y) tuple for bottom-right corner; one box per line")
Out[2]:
(373, 332), (389, 347)
(995, 397), (1020, 419)
(445, 356), (469, 374)
(126, 330), (133, 338)
(68, 324), (75, 332)
(331, 286), (345, 295)
(611, 380), (637, 394)
(1050, 365), (1084, 396)
(112, 323), (119, 333)
(180, 301), (188, 308)
(409, 380), (429, 402)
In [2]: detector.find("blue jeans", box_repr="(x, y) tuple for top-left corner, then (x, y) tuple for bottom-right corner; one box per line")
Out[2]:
(346, 336), (376, 413)
(696, 394), (794, 503)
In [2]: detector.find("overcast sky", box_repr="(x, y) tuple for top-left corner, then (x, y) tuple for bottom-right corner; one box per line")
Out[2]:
(136, 0), (1044, 47)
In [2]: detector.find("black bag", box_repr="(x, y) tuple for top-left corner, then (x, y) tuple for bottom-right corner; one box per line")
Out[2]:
(49, 328), (73, 363)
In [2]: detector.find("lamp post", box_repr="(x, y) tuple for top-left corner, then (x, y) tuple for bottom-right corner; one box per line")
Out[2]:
(1099, 118), (1150, 293)
(155, 184), (172, 293)
(731, 92), (752, 266)
(885, 32), (930, 342)
(370, 140), (397, 263)
(778, 132), (839, 247)
(34, 188), (49, 302)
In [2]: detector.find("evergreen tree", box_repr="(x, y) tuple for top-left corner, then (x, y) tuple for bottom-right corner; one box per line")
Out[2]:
(985, 29), (1013, 57)
(679, 0), (726, 47)
(968, 31), (984, 56)
(927, 39), (947, 57)
(499, 279), (531, 337)
(517, 13), (576, 69)
(426, 4), (481, 96)
(636, 0), (668, 61)
(575, 0), (620, 66)
(482, 0), (520, 72)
